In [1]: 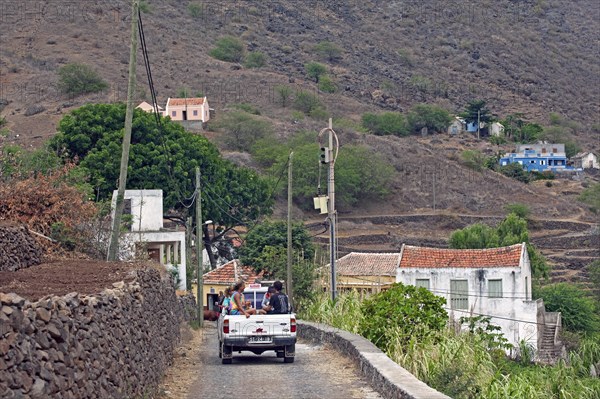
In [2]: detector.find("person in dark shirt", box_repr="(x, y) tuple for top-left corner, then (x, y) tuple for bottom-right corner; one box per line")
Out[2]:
(262, 281), (289, 314)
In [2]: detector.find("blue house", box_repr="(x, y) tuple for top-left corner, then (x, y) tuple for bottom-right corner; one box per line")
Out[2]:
(499, 144), (577, 172)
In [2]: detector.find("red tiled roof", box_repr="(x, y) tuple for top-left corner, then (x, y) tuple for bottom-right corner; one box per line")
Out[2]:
(203, 259), (263, 284)
(399, 244), (524, 268)
(334, 252), (400, 276)
(168, 97), (205, 106)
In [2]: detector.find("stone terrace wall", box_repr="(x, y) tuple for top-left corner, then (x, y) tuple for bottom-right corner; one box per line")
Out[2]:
(0, 268), (193, 398)
(0, 224), (42, 272)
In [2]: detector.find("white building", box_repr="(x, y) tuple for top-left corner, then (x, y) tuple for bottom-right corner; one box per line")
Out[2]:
(111, 190), (187, 290)
(396, 243), (552, 357)
(136, 101), (164, 115)
(571, 152), (599, 169)
(164, 97), (210, 122)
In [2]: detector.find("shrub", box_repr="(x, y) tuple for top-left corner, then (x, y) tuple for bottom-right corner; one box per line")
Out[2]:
(578, 183), (600, 213)
(406, 103), (452, 134)
(461, 150), (487, 171)
(293, 91), (323, 114)
(305, 61), (327, 82)
(359, 283), (447, 351)
(57, 63), (108, 96)
(216, 111), (273, 152)
(231, 103), (260, 115)
(313, 41), (342, 62)
(275, 85), (292, 108)
(209, 36), (245, 63)
(534, 283), (600, 333)
(504, 203), (530, 219)
(188, 2), (203, 18)
(499, 163), (530, 183)
(361, 112), (409, 136)
(244, 51), (266, 68)
(317, 75), (337, 93)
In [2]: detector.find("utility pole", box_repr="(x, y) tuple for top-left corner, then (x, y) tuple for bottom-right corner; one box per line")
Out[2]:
(286, 151), (294, 307)
(432, 167), (436, 211)
(107, 0), (140, 261)
(318, 119), (338, 301)
(195, 167), (203, 327)
(477, 109), (481, 140)
(186, 216), (192, 290)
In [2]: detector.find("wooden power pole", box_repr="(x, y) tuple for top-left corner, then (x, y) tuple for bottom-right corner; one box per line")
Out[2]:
(107, 0), (140, 261)
(286, 151), (294, 307)
(195, 167), (203, 327)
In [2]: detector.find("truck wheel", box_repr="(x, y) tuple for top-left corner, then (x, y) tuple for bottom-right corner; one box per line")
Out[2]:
(284, 344), (295, 363)
(222, 344), (232, 364)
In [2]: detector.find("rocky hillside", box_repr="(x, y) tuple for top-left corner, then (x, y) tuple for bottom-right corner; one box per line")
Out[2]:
(0, 0), (599, 148)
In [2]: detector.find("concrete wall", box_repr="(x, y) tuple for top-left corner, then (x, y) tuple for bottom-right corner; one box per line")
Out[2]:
(298, 321), (450, 399)
(0, 268), (195, 399)
(114, 190), (164, 232)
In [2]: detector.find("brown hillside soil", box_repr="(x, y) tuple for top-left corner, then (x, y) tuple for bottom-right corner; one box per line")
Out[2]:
(0, 260), (145, 301)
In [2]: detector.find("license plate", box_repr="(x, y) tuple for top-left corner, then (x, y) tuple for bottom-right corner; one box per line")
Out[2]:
(249, 336), (272, 343)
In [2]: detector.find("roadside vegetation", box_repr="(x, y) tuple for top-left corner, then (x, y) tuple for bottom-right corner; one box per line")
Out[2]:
(300, 288), (600, 399)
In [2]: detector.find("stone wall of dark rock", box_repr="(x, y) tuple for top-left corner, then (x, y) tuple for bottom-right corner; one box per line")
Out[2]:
(0, 224), (42, 272)
(0, 268), (195, 398)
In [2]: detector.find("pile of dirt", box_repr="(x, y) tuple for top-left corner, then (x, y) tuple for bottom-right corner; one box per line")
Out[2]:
(0, 260), (145, 301)
(0, 223), (43, 272)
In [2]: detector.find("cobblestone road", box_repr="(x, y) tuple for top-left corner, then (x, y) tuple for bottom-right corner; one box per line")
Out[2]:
(185, 323), (382, 399)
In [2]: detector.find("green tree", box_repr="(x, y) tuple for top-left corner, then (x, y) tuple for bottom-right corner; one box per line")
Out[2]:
(188, 2), (203, 18)
(216, 111), (273, 152)
(209, 36), (245, 63)
(313, 41), (343, 62)
(239, 220), (316, 302)
(244, 51), (266, 68)
(361, 112), (409, 136)
(50, 103), (273, 234)
(535, 283), (600, 333)
(520, 123), (543, 143)
(305, 62), (327, 83)
(450, 213), (549, 279)
(406, 104), (452, 134)
(57, 63), (108, 96)
(359, 283), (448, 351)
(459, 99), (493, 126)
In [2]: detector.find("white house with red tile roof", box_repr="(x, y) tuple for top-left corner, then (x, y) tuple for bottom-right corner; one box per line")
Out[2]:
(165, 97), (210, 122)
(396, 243), (562, 360)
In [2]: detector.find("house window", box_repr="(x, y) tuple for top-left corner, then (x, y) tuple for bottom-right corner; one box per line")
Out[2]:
(552, 148), (557, 153)
(450, 280), (468, 310)
(542, 148), (547, 154)
(171, 111), (177, 117)
(415, 279), (430, 290)
(489, 279), (503, 298)
(530, 160), (535, 164)
(193, 110), (198, 116)
(540, 160), (545, 165)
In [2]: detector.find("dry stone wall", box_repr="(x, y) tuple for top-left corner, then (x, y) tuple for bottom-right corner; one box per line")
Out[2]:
(0, 225), (42, 272)
(0, 268), (194, 399)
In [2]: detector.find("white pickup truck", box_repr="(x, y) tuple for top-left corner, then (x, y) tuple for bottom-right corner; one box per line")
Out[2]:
(217, 312), (297, 364)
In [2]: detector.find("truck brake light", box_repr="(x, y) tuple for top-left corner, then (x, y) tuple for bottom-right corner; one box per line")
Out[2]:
(223, 319), (229, 334)
(290, 317), (296, 333)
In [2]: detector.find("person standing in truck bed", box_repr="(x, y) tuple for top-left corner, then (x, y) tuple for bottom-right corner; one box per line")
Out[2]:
(262, 281), (290, 314)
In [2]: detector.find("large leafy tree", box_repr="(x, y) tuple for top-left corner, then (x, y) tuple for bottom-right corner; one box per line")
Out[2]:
(459, 99), (493, 130)
(239, 220), (316, 303)
(50, 103), (273, 261)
